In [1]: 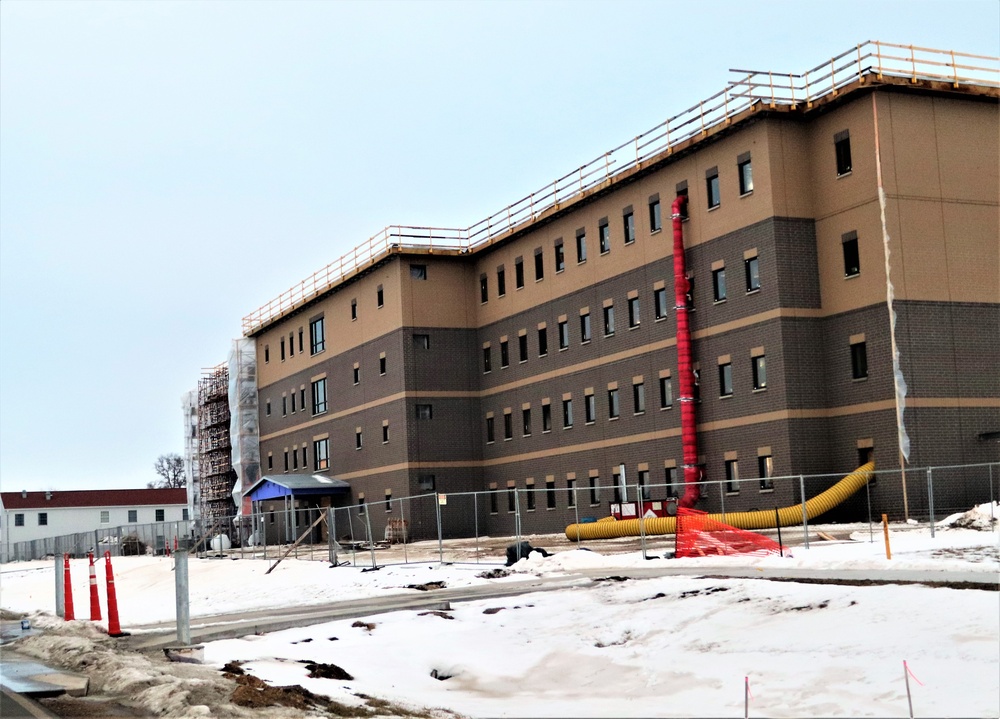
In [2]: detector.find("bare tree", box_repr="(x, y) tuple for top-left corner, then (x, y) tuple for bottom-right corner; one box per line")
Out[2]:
(150, 453), (186, 489)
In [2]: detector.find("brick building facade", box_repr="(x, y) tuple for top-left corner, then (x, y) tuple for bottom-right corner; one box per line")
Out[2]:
(243, 45), (999, 539)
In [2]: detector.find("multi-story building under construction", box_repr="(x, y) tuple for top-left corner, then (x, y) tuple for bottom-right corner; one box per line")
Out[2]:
(197, 363), (236, 523)
(240, 42), (999, 539)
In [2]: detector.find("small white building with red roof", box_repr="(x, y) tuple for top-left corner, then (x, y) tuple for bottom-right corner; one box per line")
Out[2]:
(0, 488), (187, 561)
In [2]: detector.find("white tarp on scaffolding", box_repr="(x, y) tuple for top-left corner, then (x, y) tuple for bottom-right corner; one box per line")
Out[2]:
(228, 338), (260, 517)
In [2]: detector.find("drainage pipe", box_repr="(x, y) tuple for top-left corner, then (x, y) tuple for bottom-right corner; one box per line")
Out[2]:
(565, 462), (874, 541)
(671, 194), (701, 508)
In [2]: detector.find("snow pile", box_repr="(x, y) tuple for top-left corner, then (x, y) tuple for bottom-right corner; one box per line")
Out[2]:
(939, 501), (999, 531)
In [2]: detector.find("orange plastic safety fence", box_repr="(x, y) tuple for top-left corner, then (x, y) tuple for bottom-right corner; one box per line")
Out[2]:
(675, 508), (784, 558)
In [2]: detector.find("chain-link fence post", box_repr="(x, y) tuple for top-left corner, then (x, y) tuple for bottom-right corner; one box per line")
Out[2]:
(637, 483), (647, 559)
(515, 488), (523, 553)
(865, 470), (874, 543)
(474, 493), (480, 564)
(990, 464), (995, 524)
(398, 498), (408, 565)
(719, 482), (726, 525)
(54, 537), (64, 617)
(364, 508), (378, 569)
(572, 486), (581, 545)
(927, 467), (936, 538)
(799, 475), (809, 550)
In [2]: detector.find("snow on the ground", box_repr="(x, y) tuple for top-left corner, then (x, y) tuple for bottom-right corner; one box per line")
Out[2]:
(2, 504), (998, 718)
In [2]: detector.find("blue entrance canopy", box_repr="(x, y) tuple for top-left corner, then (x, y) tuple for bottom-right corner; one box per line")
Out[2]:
(245, 474), (351, 502)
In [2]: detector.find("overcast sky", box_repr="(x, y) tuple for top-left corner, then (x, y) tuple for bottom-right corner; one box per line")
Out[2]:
(1, 0), (997, 492)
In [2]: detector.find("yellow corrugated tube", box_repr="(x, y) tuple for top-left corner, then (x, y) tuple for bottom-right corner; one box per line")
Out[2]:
(564, 461), (874, 541)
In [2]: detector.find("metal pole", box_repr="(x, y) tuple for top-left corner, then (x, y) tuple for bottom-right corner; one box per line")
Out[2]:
(573, 487), (581, 544)
(474, 493), (480, 564)
(364, 508), (377, 569)
(719, 482), (726, 525)
(927, 468), (936, 539)
(327, 508), (335, 565)
(435, 494), (444, 565)
(515, 489), (522, 555)
(990, 465), (995, 524)
(865, 472), (874, 543)
(398, 498), (408, 564)
(799, 475), (809, 550)
(638, 484), (647, 559)
(54, 538), (64, 617)
(175, 539), (191, 645)
(775, 507), (783, 557)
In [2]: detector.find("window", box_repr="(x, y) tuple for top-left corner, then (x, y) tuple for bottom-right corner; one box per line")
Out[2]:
(676, 182), (689, 218)
(515, 258), (525, 289)
(546, 478), (556, 509)
(301, 446), (307, 468)
(266, 399), (271, 417)
(351, 299), (358, 320)
(603, 304), (615, 336)
(706, 168), (720, 209)
(580, 312), (592, 342)
(567, 478), (577, 507)
(585, 393), (596, 423)
(753, 356), (767, 390)
(283, 450), (289, 471)
(666, 466), (679, 496)
(353, 366), (360, 385)
(638, 469), (651, 500)
(497, 266), (506, 296)
(101, 510), (111, 524)
(289, 332), (294, 356)
(725, 459), (739, 493)
(712, 267), (727, 302)
(182, 508), (189, 521)
(623, 208), (635, 244)
(759, 455), (774, 491)
(127, 510), (137, 523)
(534, 249), (544, 281)
(686, 275), (695, 309)
(648, 195), (661, 232)
(480, 275), (489, 303)
(518, 334), (528, 363)
(526, 484), (535, 511)
(522, 408), (532, 436)
(483, 346), (492, 373)
(576, 230), (587, 262)
(542, 404), (552, 432)
(298, 328), (304, 354)
(419, 474), (436, 492)
(589, 476), (600, 505)
(537, 327), (548, 356)
(280, 337), (286, 361)
(290, 392), (296, 413)
(719, 362), (733, 397)
(490, 486), (498, 514)
(500, 340), (509, 368)
(504, 411), (513, 440)
(851, 341), (868, 380)
(633, 381), (645, 414)
(628, 297), (640, 328)
(355, 429), (363, 449)
(379, 355), (386, 375)
(358, 497), (366, 515)
(385, 492), (392, 512)
(558, 320), (569, 350)
(416, 404), (433, 420)
(843, 231), (860, 277)
(608, 388), (620, 419)
(654, 288), (668, 320)
(282, 395), (287, 416)
(377, 285), (384, 307)
(486, 416), (495, 443)
(413, 333), (430, 349)
(738, 152), (753, 195)
(268, 454), (273, 470)
(382, 423), (389, 443)
(835, 129), (852, 175)
(410, 264), (427, 280)
(745, 255), (760, 292)
(599, 220), (611, 253)
(659, 376), (673, 409)
(310, 317), (325, 354)
(313, 439), (330, 470)
(264, 345), (270, 363)
(155, 509), (165, 522)
(562, 398), (573, 428)
(554, 241), (565, 272)
(507, 485), (516, 513)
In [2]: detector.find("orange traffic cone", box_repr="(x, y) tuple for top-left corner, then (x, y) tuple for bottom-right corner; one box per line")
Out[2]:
(103, 551), (126, 637)
(88, 553), (102, 621)
(63, 554), (75, 621)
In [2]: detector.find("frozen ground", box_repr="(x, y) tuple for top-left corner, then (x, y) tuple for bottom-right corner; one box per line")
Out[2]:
(2, 505), (998, 718)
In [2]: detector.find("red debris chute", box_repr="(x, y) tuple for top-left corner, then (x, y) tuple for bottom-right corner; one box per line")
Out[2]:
(671, 195), (702, 508)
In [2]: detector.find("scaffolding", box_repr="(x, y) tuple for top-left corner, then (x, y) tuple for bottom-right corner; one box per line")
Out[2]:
(181, 389), (201, 522)
(198, 363), (236, 524)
